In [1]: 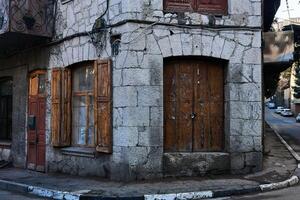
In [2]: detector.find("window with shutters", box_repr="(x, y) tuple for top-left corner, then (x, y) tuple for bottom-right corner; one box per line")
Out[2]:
(51, 60), (112, 153)
(164, 0), (227, 14)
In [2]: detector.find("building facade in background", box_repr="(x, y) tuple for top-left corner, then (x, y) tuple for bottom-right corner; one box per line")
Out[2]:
(0, 0), (263, 181)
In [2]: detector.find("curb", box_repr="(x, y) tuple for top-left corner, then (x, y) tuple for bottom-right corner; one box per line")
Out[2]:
(0, 179), (81, 200)
(0, 123), (299, 200)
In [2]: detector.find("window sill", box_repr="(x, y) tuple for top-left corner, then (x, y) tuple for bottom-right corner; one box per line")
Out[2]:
(61, 147), (96, 158)
(0, 141), (11, 149)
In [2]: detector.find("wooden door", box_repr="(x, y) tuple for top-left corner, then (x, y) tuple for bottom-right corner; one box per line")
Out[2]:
(164, 58), (224, 152)
(27, 70), (46, 172)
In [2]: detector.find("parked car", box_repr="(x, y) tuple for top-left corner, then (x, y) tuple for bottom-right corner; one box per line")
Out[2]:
(296, 114), (300, 123)
(268, 102), (276, 109)
(281, 109), (293, 117)
(275, 106), (285, 114)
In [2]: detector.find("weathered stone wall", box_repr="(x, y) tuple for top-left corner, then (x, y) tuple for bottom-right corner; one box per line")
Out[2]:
(0, 0), (263, 181)
(0, 66), (28, 167)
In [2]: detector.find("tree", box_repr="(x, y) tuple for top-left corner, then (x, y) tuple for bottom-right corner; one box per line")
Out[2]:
(293, 62), (300, 99)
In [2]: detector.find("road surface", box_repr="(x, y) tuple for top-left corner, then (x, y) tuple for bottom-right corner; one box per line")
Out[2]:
(265, 107), (300, 153)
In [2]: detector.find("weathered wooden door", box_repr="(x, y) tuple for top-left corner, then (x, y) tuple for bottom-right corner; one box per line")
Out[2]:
(27, 70), (46, 172)
(164, 58), (224, 152)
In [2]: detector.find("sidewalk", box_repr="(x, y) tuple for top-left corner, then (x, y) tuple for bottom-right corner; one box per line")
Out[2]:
(0, 123), (298, 200)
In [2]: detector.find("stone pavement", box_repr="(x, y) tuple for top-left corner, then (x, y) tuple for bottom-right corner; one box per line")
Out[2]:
(0, 123), (297, 200)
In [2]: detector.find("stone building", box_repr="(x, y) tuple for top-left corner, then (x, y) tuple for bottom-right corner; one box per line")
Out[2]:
(0, 0), (263, 181)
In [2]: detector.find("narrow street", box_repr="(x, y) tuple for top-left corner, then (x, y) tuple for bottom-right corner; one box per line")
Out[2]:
(212, 107), (300, 200)
(265, 107), (300, 153)
(211, 184), (300, 200)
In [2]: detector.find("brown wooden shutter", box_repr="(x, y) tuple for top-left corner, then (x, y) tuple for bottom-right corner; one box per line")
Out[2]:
(94, 59), (112, 153)
(62, 68), (72, 146)
(164, 0), (194, 12)
(51, 69), (62, 147)
(51, 68), (71, 147)
(195, 0), (228, 14)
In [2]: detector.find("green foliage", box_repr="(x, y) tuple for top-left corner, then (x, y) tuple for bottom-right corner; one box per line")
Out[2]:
(293, 63), (300, 99)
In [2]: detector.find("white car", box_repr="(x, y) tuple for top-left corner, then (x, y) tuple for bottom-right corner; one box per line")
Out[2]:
(281, 109), (293, 117)
(296, 114), (300, 123)
(268, 102), (276, 109)
(275, 106), (284, 114)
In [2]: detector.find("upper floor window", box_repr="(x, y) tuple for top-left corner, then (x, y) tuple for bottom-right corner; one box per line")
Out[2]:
(164, 0), (227, 15)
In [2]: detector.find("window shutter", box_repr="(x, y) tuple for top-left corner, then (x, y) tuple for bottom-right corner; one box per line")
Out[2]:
(51, 69), (62, 147)
(62, 68), (72, 146)
(164, 0), (194, 12)
(195, 0), (228, 14)
(51, 68), (71, 147)
(94, 59), (112, 153)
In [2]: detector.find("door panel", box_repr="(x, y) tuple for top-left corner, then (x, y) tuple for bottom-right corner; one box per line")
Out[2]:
(164, 58), (224, 152)
(27, 71), (46, 172)
(177, 63), (194, 152)
(164, 64), (177, 152)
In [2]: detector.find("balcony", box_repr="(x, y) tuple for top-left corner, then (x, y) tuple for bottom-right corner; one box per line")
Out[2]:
(0, 0), (55, 56)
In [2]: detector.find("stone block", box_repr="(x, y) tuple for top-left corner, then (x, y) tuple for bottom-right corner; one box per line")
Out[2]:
(230, 153), (245, 170)
(245, 152), (263, 172)
(221, 39), (236, 59)
(229, 44), (245, 64)
(236, 32), (252, 46)
(227, 63), (261, 83)
(113, 108), (123, 127)
(230, 135), (260, 152)
(115, 51), (139, 69)
(252, 31), (262, 48)
(248, 16), (262, 27)
(137, 86), (162, 106)
(226, 83), (262, 101)
(211, 35), (225, 58)
(114, 86), (138, 107)
(181, 33), (193, 55)
(150, 68), (163, 86)
(146, 34), (162, 55)
(229, 118), (262, 137)
(164, 153), (230, 177)
(158, 37), (172, 57)
(123, 107), (150, 126)
(192, 34), (202, 55)
(123, 68), (151, 86)
(229, 101), (262, 120)
(113, 69), (122, 86)
(146, 54), (163, 69)
(243, 48), (262, 64)
(114, 126), (139, 146)
(169, 34), (182, 56)
(202, 35), (213, 56)
(150, 106), (163, 127)
(138, 126), (163, 147)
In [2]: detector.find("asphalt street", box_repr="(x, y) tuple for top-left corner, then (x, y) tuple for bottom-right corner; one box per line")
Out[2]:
(210, 184), (300, 200)
(265, 107), (300, 152)
(0, 189), (46, 199)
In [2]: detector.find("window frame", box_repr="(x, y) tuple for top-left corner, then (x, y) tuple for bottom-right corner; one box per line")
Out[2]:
(163, 0), (228, 15)
(71, 62), (96, 148)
